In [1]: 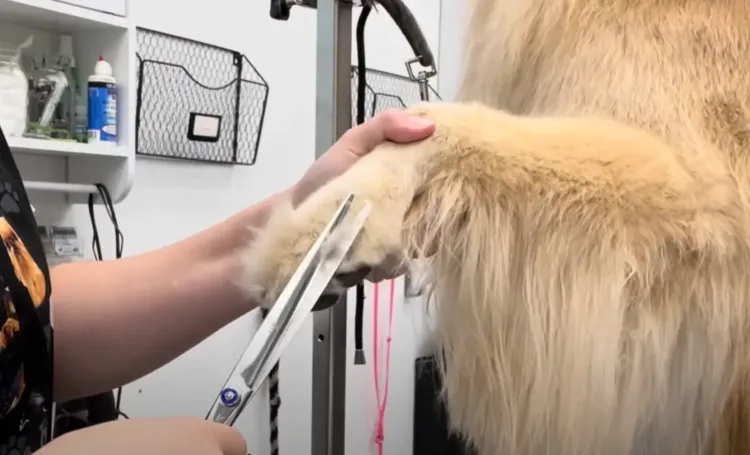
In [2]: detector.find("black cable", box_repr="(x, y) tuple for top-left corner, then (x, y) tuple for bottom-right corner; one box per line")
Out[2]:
(87, 183), (127, 419)
(355, 4), (371, 126)
(87, 184), (123, 261)
(353, 1), (372, 366)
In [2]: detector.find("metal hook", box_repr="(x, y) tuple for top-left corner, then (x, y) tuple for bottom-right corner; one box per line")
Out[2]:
(405, 56), (437, 102)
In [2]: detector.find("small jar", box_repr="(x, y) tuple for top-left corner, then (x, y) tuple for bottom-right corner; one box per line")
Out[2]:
(0, 52), (29, 137)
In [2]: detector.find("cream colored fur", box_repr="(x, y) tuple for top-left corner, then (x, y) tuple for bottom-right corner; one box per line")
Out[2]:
(239, 1), (750, 454)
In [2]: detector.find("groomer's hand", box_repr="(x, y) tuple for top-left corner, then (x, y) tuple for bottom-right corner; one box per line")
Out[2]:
(36, 417), (247, 455)
(291, 109), (435, 206)
(291, 110), (434, 311)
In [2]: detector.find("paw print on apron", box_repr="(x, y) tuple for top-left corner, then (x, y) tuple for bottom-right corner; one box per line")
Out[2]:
(0, 181), (20, 215)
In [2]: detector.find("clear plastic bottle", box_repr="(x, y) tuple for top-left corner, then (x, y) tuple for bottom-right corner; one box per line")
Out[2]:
(0, 38), (32, 137)
(74, 100), (87, 143)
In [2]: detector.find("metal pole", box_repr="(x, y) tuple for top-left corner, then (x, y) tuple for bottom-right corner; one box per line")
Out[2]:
(311, 1), (352, 455)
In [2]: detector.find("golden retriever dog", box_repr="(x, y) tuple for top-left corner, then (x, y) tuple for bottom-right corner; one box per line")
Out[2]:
(240, 1), (750, 454)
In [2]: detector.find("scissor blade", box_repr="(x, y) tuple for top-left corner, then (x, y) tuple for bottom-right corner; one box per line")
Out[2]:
(243, 201), (372, 386)
(206, 196), (371, 425)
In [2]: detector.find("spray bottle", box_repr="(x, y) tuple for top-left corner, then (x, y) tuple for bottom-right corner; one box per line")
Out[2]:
(87, 56), (117, 145)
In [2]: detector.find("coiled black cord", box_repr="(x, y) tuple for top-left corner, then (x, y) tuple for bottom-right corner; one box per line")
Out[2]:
(87, 183), (126, 419)
(260, 308), (281, 455)
(353, 1), (372, 366)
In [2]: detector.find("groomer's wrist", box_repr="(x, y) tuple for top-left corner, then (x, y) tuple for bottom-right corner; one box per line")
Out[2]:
(179, 185), (294, 274)
(222, 186), (295, 248)
(220, 246), (258, 312)
(291, 159), (338, 208)
(291, 177), (313, 208)
(247, 184), (296, 229)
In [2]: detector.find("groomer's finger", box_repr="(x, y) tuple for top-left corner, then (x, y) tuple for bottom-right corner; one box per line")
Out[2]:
(339, 110), (435, 157)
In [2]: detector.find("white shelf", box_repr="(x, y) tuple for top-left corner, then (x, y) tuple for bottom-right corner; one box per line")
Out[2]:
(8, 136), (129, 158)
(0, 0), (127, 31)
(0, 0), (135, 204)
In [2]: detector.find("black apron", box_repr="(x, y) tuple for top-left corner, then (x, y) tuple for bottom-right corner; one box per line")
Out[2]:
(0, 125), (54, 453)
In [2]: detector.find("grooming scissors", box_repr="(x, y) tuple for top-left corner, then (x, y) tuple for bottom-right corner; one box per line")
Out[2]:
(206, 193), (371, 426)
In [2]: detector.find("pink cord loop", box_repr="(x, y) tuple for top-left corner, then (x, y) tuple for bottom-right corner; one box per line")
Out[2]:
(372, 280), (396, 455)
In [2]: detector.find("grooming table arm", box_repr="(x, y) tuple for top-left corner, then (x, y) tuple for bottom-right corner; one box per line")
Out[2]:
(310, 2), (352, 455)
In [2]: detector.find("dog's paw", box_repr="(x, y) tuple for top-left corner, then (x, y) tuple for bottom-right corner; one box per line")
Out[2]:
(238, 142), (423, 309)
(238, 101), (503, 308)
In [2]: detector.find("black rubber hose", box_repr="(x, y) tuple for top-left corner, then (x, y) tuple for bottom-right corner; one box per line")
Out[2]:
(353, 2), (372, 365)
(356, 4), (371, 125)
(376, 0), (435, 67)
(270, 0), (435, 69)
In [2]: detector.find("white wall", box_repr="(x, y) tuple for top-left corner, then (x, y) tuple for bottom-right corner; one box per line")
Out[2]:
(23, 0), (470, 454)
(437, 0), (467, 101)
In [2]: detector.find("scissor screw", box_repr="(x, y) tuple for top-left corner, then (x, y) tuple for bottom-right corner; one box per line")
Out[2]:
(220, 388), (240, 407)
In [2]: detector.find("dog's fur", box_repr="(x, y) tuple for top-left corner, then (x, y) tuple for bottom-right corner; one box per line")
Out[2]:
(240, 1), (750, 454)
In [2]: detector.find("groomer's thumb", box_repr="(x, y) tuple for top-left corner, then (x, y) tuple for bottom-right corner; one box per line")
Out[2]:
(341, 110), (435, 157)
(209, 421), (247, 455)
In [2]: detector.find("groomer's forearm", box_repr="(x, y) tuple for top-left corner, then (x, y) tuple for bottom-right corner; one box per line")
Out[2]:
(52, 188), (291, 402)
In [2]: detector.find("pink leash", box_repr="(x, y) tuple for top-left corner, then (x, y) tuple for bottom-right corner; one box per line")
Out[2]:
(372, 279), (396, 455)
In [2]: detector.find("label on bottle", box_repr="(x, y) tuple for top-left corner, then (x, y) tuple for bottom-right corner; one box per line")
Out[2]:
(87, 83), (117, 144)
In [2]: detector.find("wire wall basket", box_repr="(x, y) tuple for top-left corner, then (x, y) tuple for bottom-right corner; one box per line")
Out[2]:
(135, 28), (269, 165)
(350, 66), (441, 125)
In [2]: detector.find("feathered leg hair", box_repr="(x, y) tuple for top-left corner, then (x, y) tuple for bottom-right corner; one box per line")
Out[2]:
(240, 101), (750, 455)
